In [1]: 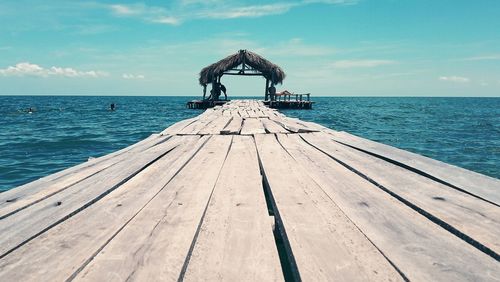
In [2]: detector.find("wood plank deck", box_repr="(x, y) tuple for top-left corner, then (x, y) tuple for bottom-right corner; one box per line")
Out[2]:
(0, 99), (498, 281)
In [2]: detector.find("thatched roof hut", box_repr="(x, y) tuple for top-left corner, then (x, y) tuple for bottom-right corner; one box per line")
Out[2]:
(199, 50), (285, 86)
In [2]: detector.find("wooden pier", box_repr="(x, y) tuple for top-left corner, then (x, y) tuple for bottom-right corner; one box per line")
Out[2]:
(0, 100), (498, 281)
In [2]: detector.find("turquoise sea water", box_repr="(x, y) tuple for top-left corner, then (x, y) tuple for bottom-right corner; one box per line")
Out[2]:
(0, 96), (498, 191)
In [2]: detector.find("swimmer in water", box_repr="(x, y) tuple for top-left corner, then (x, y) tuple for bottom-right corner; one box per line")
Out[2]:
(110, 103), (115, 111)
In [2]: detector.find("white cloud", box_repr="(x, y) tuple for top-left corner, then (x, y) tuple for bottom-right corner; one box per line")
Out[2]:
(110, 4), (138, 16)
(0, 62), (107, 78)
(200, 3), (298, 19)
(122, 73), (145, 79)
(151, 16), (180, 25)
(438, 76), (470, 83)
(330, 59), (396, 68)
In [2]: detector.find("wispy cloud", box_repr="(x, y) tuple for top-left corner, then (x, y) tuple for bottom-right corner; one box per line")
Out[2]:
(0, 62), (107, 78)
(109, 3), (181, 25)
(122, 73), (145, 79)
(330, 59), (396, 68)
(107, 0), (358, 25)
(459, 54), (500, 61)
(438, 76), (470, 83)
(199, 3), (298, 19)
(110, 4), (138, 16)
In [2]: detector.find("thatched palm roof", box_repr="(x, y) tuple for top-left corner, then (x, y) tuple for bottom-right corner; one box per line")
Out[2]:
(199, 50), (285, 86)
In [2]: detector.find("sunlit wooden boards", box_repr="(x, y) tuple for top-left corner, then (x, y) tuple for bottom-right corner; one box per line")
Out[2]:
(0, 133), (168, 219)
(182, 136), (282, 281)
(324, 130), (500, 206)
(255, 134), (402, 281)
(1, 99), (499, 281)
(278, 134), (499, 281)
(301, 132), (500, 255)
(0, 135), (207, 280)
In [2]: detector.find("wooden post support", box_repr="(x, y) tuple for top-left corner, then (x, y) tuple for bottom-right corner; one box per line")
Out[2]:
(265, 79), (270, 101)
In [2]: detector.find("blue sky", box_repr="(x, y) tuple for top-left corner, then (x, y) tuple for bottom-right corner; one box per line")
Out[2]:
(0, 0), (499, 96)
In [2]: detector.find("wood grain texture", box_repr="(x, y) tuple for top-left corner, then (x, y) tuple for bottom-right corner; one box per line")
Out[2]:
(324, 130), (500, 205)
(0, 133), (166, 217)
(279, 133), (499, 281)
(74, 135), (232, 281)
(240, 118), (266, 135)
(0, 136), (205, 281)
(0, 136), (182, 257)
(183, 136), (283, 281)
(302, 132), (500, 254)
(255, 134), (402, 281)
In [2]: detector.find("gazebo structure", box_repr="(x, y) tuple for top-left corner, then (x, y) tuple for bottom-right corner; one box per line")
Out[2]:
(187, 50), (313, 109)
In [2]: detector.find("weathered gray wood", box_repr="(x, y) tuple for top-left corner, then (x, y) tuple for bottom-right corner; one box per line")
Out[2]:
(278, 134), (500, 281)
(179, 110), (220, 135)
(325, 130), (500, 205)
(0, 136), (184, 257)
(220, 117), (242, 135)
(198, 116), (232, 135)
(261, 118), (290, 134)
(0, 136), (206, 281)
(254, 134), (402, 281)
(0, 134), (169, 220)
(238, 109), (249, 118)
(302, 132), (500, 254)
(160, 117), (198, 135)
(0, 133), (164, 210)
(183, 136), (283, 281)
(3, 99), (498, 281)
(73, 135), (233, 281)
(269, 116), (318, 133)
(240, 118), (266, 135)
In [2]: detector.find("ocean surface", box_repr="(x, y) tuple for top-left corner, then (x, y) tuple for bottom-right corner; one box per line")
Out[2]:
(0, 96), (498, 191)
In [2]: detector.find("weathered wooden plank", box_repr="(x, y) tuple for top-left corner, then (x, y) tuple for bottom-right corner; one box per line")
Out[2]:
(198, 116), (232, 135)
(73, 135), (233, 281)
(254, 134), (402, 281)
(247, 109), (258, 118)
(238, 109), (249, 118)
(183, 136), (283, 281)
(178, 110), (220, 135)
(0, 136), (206, 281)
(0, 133), (163, 205)
(261, 118), (290, 134)
(160, 117), (198, 135)
(220, 117), (242, 135)
(0, 133), (169, 220)
(240, 118), (266, 135)
(324, 131), (500, 205)
(269, 116), (319, 133)
(278, 134), (499, 281)
(302, 132), (500, 254)
(0, 136), (184, 257)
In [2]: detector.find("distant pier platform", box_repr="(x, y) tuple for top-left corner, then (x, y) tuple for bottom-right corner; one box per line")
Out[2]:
(186, 99), (229, 109)
(0, 100), (498, 281)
